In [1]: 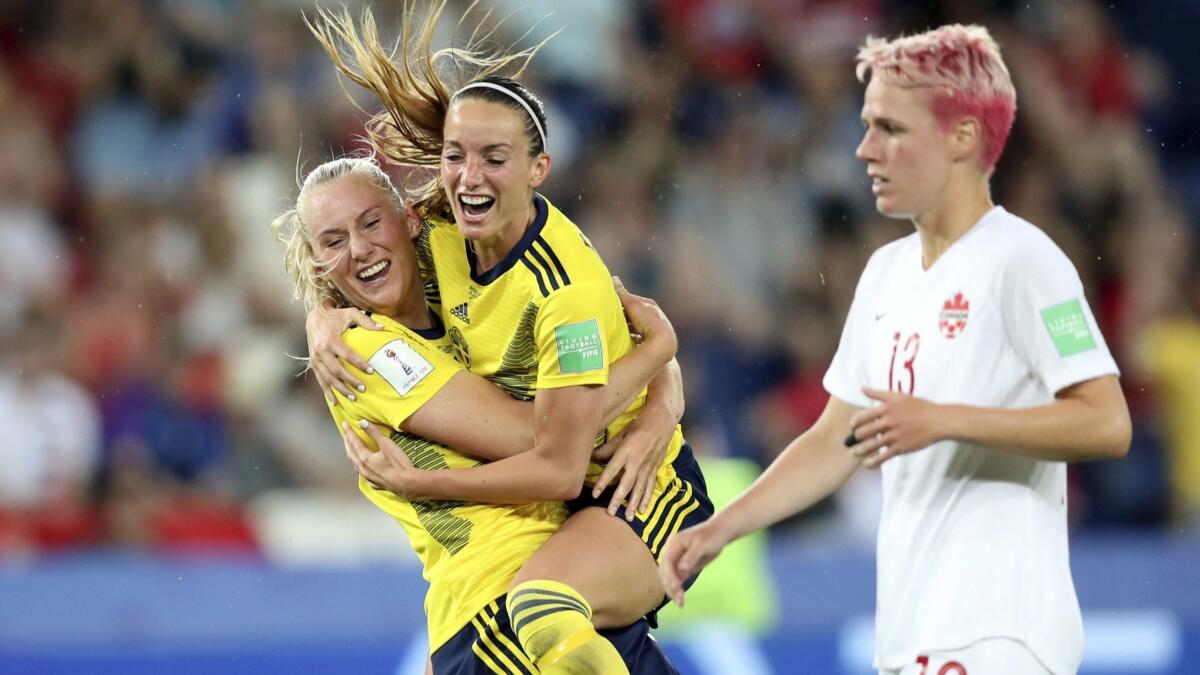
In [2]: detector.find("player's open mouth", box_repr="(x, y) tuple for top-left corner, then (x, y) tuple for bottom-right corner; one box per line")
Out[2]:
(460, 194), (495, 218)
(357, 260), (390, 283)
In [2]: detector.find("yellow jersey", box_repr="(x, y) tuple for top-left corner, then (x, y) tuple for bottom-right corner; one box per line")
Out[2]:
(418, 194), (684, 486)
(326, 314), (566, 652)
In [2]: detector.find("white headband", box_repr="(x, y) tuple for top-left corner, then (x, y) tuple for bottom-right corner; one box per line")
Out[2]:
(453, 81), (547, 152)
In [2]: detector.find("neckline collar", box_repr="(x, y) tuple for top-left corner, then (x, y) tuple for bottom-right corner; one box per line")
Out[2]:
(919, 205), (1003, 273)
(410, 310), (446, 341)
(370, 309), (446, 341)
(465, 194), (549, 286)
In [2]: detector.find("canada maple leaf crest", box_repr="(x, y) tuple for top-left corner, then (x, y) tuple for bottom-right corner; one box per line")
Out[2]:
(939, 291), (970, 339)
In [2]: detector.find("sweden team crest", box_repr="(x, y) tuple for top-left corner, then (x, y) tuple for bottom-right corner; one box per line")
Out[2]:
(448, 326), (471, 367)
(939, 291), (970, 339)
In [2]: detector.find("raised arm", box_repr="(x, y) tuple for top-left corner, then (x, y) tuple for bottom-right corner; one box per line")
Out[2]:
(659, 395), (862, 605)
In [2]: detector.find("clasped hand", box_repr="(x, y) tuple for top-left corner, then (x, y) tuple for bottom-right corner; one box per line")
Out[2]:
(341, 420), (423, 498)
(845, 387), (946, 468)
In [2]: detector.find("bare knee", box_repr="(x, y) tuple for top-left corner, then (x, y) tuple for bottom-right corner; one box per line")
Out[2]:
(511, 507), (662, 629)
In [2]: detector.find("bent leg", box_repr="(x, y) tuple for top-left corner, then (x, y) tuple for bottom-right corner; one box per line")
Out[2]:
(514, 442), (715, 629)
(512, 506), (662, 629)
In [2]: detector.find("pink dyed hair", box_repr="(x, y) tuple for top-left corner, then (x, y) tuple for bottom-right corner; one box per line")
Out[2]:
(856, 24), (1017, 173)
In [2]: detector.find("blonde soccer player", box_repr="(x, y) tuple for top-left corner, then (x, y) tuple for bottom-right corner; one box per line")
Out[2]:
(660, 24), (1131, 675)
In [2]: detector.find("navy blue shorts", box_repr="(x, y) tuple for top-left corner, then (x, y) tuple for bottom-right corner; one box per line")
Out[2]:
(566, 442), (714, 624)
(430, 595), (678, 674)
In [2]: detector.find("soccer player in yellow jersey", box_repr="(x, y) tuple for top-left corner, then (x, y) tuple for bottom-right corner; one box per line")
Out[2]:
(273, 155), (684, 673)
(303, 4), (713, 673)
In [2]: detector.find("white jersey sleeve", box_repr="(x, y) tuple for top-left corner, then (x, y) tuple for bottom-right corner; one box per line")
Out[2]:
(823, 260), (874, 408)
(999, 233), (1119, 395)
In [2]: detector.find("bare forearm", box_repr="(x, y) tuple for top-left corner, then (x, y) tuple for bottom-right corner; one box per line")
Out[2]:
(403, 373), (535, 461)
(712, 429), (858, 544)
(602, 342), (676, 427)
(412, 385), (606, 503)
(606, 359), (684, 438)
(410, 446), (586, 503)
(942, 397), (1130, 462)
(645, 358), (684, 423)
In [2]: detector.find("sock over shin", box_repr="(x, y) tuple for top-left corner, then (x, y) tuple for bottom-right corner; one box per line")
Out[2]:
(508, 580), (630, 674)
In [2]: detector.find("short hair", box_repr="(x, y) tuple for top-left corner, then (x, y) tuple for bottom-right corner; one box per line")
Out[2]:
(856, 24), (1016, 173)
(271, 156), (403, 311)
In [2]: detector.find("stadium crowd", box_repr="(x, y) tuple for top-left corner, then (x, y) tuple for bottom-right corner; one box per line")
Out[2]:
(0, 0), (1196, 558)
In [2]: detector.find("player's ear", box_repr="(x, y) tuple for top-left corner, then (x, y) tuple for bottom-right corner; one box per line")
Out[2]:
(951, 117), (981, 164)
(529, 152), (551, 189)
(403, 200), (422, 239)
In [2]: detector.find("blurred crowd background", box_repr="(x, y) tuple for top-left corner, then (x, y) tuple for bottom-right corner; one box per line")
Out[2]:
(1, 0), (1197, 565)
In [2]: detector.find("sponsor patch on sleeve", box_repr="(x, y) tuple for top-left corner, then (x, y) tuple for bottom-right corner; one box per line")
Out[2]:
(1040, 299), (1097, 357)
(554, 319), (604, 374)
(369, 339), (434, 396)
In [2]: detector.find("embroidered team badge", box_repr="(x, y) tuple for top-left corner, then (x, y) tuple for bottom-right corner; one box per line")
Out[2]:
(938, 291), (970, 339)
(448, 326), (471, 368)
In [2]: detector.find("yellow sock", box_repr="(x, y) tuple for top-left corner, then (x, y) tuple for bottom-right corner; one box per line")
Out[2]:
(508, 580), (629, 675)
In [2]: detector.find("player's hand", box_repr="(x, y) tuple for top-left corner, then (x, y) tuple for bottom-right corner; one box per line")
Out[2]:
(590, 410), (672, 522)
(658, 519), (729, 607)
(846, 387), (946, 468)
(342, 420), (420, 497)
(614, 277), (677, 360)
(306, 305), (382, 404)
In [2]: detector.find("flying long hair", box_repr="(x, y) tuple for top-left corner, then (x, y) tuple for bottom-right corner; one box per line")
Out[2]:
(307, 1), (552, 220)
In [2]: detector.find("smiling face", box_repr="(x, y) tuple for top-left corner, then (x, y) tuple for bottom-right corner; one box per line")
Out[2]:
(855, 78), (956, 219)
(302, 173), (424, 321)
(440, 97), (549, 253)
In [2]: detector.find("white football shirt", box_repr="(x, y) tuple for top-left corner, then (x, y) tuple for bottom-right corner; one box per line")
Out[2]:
(823, 206), (1119, 675)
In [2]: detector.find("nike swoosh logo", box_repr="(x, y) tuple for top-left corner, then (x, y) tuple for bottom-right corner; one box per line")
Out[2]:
(874, 312), (888, 321)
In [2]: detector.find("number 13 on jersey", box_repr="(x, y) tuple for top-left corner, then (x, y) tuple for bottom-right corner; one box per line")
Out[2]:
(888, 331), (920, 394)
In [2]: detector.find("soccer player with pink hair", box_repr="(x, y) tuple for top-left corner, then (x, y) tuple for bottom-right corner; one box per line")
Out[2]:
(661, 24), (1131, 675)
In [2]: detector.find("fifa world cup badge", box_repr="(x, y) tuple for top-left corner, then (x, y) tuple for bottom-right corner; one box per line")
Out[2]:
(939, 291), (970, 339)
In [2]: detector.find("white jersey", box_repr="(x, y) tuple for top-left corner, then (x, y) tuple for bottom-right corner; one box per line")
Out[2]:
(823, 206), (1119, 675)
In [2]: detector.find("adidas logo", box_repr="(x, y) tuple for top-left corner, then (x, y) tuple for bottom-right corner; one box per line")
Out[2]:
(450, 302), (470, 324)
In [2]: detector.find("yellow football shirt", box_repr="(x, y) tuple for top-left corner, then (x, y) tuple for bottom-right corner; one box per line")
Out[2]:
(326, 314), (566, 652)
(418, 194), (684, 486)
